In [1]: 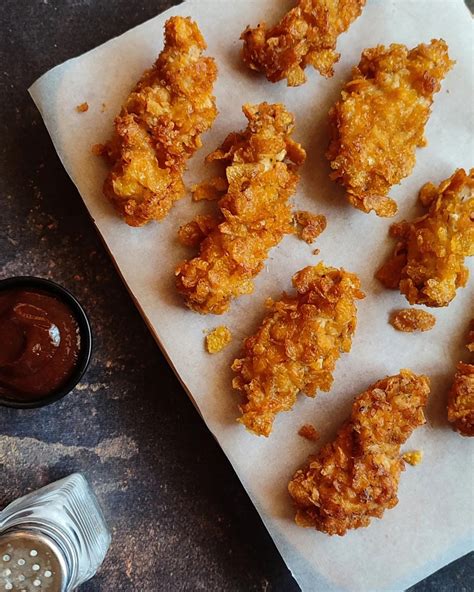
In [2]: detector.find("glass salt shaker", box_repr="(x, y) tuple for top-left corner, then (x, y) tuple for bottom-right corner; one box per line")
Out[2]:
(0, 473), (111, 591)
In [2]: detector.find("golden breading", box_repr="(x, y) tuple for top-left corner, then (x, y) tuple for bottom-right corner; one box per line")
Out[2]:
(101, 16), (217, 226)
(175, 103), (306, 315)
(390, 309), (436, 333)
(377, 169), (474, 307)
(294, 211), (327, 244)
(241, 0), (366, 86)
(298, 424), (320, 441)
(232, 264), (364, 437)
(205, 326), (232, 354)
(327, 40), (454, 216)
(448, 322), (474, 437)
(288, 370), (430, 535)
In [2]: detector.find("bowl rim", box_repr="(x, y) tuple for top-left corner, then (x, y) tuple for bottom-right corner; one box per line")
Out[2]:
(0, 276), (92, 409)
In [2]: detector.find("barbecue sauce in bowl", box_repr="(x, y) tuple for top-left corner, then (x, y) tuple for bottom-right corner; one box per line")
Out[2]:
(0, 280), (90, 407)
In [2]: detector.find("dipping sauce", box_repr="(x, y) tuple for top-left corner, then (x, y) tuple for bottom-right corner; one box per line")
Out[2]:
(0, 289), (81, 402)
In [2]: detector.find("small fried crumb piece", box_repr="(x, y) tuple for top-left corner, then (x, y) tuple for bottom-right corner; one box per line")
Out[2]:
(294, 211), (327, 244)
(402, 450), (423, 466)
(313, 248), (320, 256)
(298, 424), (320, 441)
(390, 309), (436, 333)
(101, 102), (107, 112)
(178, 215), (218, 248)
(192, 176), (228, 201)
(76, 102), (89, 113)
(205, 326), (232, 354)
(92, 143), (105, 156)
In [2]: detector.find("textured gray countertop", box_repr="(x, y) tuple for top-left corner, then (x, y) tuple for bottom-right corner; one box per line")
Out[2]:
(0, 1), (472, 590)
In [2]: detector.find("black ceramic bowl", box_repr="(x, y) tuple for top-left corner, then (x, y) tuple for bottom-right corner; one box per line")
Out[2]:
(0, 276), (92, 408)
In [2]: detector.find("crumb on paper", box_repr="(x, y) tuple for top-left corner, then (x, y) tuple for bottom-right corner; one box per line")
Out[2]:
(402, 450), (423, 466)
(298, 424), (320, 441)
(192, 176), (228, 201)
(390, 309), (436, 332)
(76, 102), (89, 113)
(92, 143), (105, 156)
(313, 248), (320, 256)
(205, 326), (232, 354)
(294, 211), (327, 244)
(101, 102), (107, 112)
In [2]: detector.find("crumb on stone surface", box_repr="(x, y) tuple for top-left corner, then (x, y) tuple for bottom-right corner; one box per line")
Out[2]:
(390, 309), (436, 332)
(76, 102), (89, 113)
(205, 326), (232, 354)
(298, 424), (320, 441)
(294, 211), (327, 244)
(402, 450), (423, 466)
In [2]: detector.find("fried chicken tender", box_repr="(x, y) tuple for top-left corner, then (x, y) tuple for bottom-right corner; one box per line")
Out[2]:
(232, 264), (364, 437)
(288, 370), (430, 535)
(327, 40), (454, 216)
(101, 16), (217, 226)
(377, 169), (474, 307)
(175, 103), (306, 314)
(448, 321), (474, 437)
(241, 0), (366, 86)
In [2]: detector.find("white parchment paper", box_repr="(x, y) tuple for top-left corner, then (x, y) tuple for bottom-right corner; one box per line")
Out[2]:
(29, 1), (474, 590)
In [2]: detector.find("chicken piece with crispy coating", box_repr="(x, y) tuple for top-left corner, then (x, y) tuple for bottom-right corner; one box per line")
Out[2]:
(327, 40), (454, 216)
(101, 16), (217, 226)
(377, 169), (474, 307)
(232, 263), (364, 437)
(241, 0), (366, 86)
(175, 103), (306, 314)
(288, 370), (430, 535)
(448, 321), (474, 437)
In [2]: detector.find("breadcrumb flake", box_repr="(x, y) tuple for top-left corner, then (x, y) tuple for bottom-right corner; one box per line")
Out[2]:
(298, 424), (320, 441)
(402, 450), (424, 466)
(390, 309), (436, 333)
(76, 102), (89, 113)
(294, 211), (327, 244)
(205, 326), (232, 354)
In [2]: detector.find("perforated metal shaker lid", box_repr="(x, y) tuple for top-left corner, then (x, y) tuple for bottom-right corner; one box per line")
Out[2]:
(0, 530), (67, 592)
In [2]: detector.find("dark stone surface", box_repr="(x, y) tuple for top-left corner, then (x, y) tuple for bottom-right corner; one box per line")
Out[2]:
(0, 1), (472, 591)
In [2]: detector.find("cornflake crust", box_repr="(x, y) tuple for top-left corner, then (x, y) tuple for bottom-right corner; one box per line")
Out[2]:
(205, 326), (232, 354)
(241, 0), (366, 87)
(176, 103), (306, 315)
(327, 40), (454, 216)
(390, 309), (436, 333)
(288, 370), (430, 535)
(447, 321), (474, 437)
(402, 450), (424, 466)
(298, 424), (320, 441)
(377, 169), (474, 307)
(232, 263), (364, 437)
(101, 16), (217, 226)
(294, 211), (327, 244)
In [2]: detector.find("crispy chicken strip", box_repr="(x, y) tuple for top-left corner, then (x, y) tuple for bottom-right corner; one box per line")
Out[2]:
(288, 370), (430, 535)
(448, 321), (474, 437)
(327, 40), (454, 216)
(241, 0), (366, 86)
(377, 169), (474, 307)
(175, 103), (306, 314)
(232, 264), (364, 437)
(101, 16), (217, 226)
